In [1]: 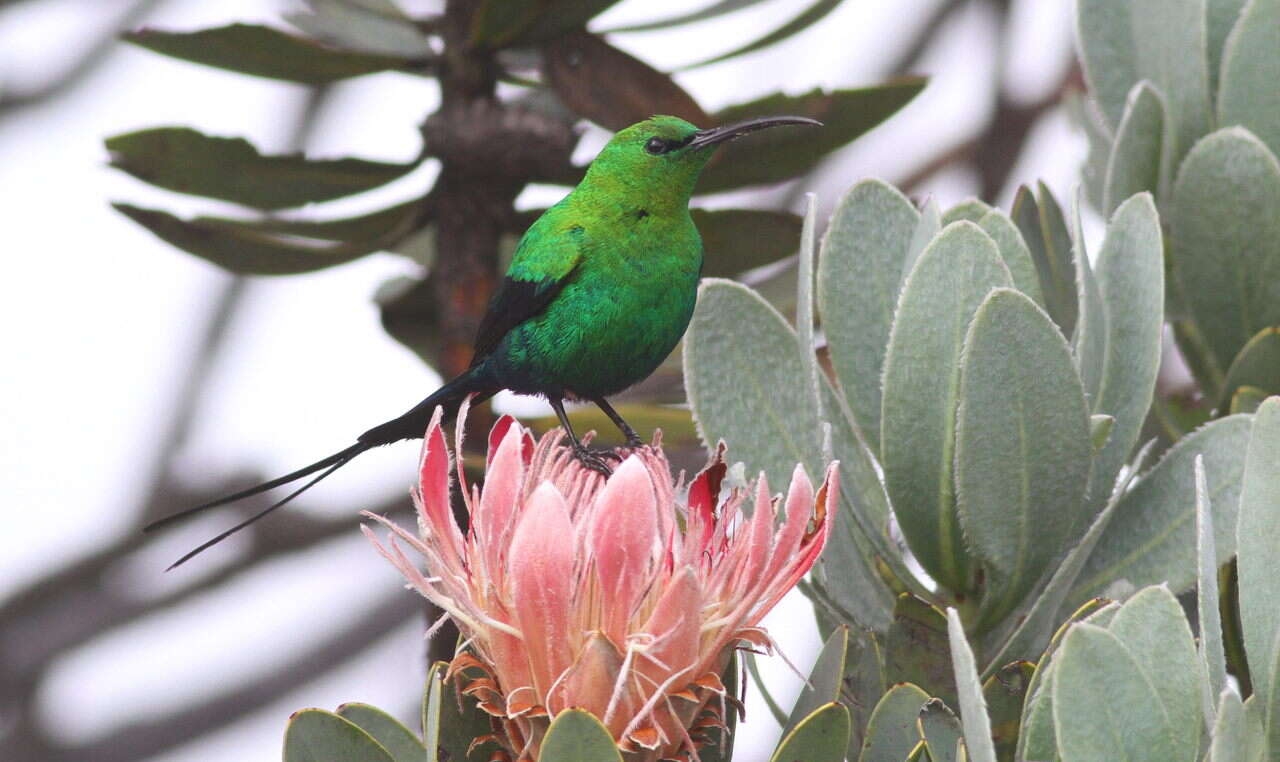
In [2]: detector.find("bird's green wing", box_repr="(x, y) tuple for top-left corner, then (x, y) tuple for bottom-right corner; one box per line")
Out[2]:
(469, 225), (583, 364)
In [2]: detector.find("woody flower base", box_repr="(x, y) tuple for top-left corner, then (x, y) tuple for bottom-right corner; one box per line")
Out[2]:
(361, 400), (837, 761)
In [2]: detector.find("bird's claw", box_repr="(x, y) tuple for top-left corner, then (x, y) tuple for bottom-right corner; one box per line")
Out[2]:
(573, 445), (615, 475)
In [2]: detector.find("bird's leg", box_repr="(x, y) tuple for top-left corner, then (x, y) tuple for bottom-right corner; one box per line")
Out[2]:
(549, 397), (614, 475)
(592, 397), (644, 449)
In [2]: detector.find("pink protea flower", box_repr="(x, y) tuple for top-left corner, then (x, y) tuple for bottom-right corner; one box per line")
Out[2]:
(362, 399), (837, 761)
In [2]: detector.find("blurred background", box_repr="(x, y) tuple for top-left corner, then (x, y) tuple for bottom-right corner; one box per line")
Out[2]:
(0, 0), (1086, 759)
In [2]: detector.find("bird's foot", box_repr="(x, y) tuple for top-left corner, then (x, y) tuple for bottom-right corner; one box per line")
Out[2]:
(572, 443), (616, 476)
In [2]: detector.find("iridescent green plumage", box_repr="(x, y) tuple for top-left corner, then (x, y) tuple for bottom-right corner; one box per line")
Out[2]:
(149, 114), (819, 568)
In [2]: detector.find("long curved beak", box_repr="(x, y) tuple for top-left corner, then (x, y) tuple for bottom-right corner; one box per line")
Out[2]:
(688, 115), (822, 150)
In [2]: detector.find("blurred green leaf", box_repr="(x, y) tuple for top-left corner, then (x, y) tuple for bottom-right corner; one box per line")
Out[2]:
(541, 30), (707, 131)
(1104, 82), (1166, 213)
(1195, 455), (1227, 728)
(917, 699), (962, 762)
(1052, 623), (1186, 761)
(379, 275), (444, 365)
(698, 80), (925, 193)
(1231, 385), (1269, 415)
(338, 703), (425, 762)
(946, 609), (996, 762)
(842, 627), (887, 756)
(1217, 0), (1280, 159)
(881, 222), (1012, 592)
(286, 0), (434, 58)
(1077, 0), (1140, 129)
(859, 683), (930, 762)
(1153, 387), (1214, 439)
(1104, 586), (1203, 754)
(885, 595), (957, 710)
(682, 0), (846, 69)
(981, 661), (1034, 761)
(1130, 0), (1213, 162)
(956, 288), (1091, 632)
(107, 127), (420, 210)
(1220, 327), (1280, 410)
(1208, 0), (1250, 92)
(605, 0), (772, 32)
(771, 703), (851, 762)
(695, 208), (802, 278)
(222, 199), (425, 242)
(123, 24), (417, 83)
(817, 179), (920, 453)
(472, 0), (621, 47)
(284, 709), (395, 762)
(1090, 414), (1115, 452)
(1071, 415), (1252, 604)
(1235, 398), (1280, 715)
(785, 626), (848, 738)
(1171, 127), (1280, 398)
(424, 661), (496, 762)
(975, 209), (1044, 308)
(941, 198), (991, 226)
(1086, 193), (1165, 511)
(537, 709), (623, 762)
(1012, 184), (1078, 342)
(114, 203), (384, 274)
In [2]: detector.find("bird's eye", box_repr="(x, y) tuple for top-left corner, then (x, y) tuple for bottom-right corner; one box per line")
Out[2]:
(644, 136), (670, 155)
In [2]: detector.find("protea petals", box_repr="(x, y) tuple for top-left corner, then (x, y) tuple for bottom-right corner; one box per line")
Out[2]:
(362, 400), (838, 761)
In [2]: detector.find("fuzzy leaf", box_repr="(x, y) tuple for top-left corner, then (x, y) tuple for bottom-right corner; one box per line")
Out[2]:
(881, 222), (1012, 592)
(113, 204), (384, 274)
(982, 661), (1034, 761)
(698, 80), (925, 193)
(122, 23), (415, 83)
(1236, 398), (1280, 712)
(885, 595), (957, 710)
(1129, 0), (1213, 161)
(106, 127), (419, 210)
(859, 683), (931, 762)
(947, 609), (996, 762)
(1218, 0), (1280, 159)
(1011, 184), (1077, 340)
(975, 209), (1044, 308)
(695, 208), (802, 279)
(918, 699), (962, 762)
(1220, 327), (1280, 411)
(338, 704), (424, 762)
(541, 30), (707, 131)
(1208, 687), (1265, 762)
(771, 703), (851, 762)
(284, 709), (395, 762)
(957, 288), (1091, 631)
(1104, 82), (1166, 213)
(942, 198), (992, 226)
(1209, 0), (1251, 91)
(538, 709), (623, 762)
(817, 179), (920, 452)
(1077, 0), (1140, 129)
(1171, 127), (1280, 383)
(1071, 415), (1252, 604)
(1195, 455), (1227, 727)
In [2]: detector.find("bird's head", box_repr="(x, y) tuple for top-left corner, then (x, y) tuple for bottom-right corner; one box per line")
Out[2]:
(581, 114), (821, 205)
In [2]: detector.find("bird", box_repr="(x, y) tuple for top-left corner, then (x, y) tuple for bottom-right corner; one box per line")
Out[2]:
(146, 114), (821, 569)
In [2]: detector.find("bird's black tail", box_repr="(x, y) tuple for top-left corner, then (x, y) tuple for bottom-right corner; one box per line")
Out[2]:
(147, 369), (492, 569)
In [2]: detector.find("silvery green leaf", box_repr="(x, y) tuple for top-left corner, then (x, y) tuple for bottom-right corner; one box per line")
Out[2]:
(1171, 127), (1280, 384)
(1105, 586), (1203, 754)
(770, 703), (851, 762)
(1072, 198), (1108, 408)
(284, 710), (395, 762)
(982, 440), (1154, 675)
(785, 626), (848, 737)
(881, 222), (1013, 592)
(1208, 0), (1250, 93)
(904, 197), (942, 279)
(1066, 90), (1114, 210)
(1104, 82), (1167, 213)
(955, 289), (1091, 631)
(286, 0), (434, 58)
(946, 609), (997, 762)
(1012, 184), (1078, 340)
(336, 704), (424, 762)
(1017, 657), (1058, 762)
(1195, 454), (1227, 727)
(1086, 194), (1165, 515)
(1077, 0), (1140, 129)
(817, 179), (920, 453)
(859, 683), (931, 761)
(1071, 415), (1252, 604)
(1219, 327), (1280, 410)
(976, 209), (1044, 307)
(1217, 0), (1280, 159)
(1207, 687), (1264, 762)
(1130, 0), (1213, 162)
(918, 699), (962, 762)
(1235, 398), (1280, 710)
(1052, 623), (1184, 761)
(942, 198), (992, 226)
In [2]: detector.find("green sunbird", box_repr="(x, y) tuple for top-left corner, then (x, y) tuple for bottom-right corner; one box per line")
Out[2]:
(149, 114), (820, 568)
